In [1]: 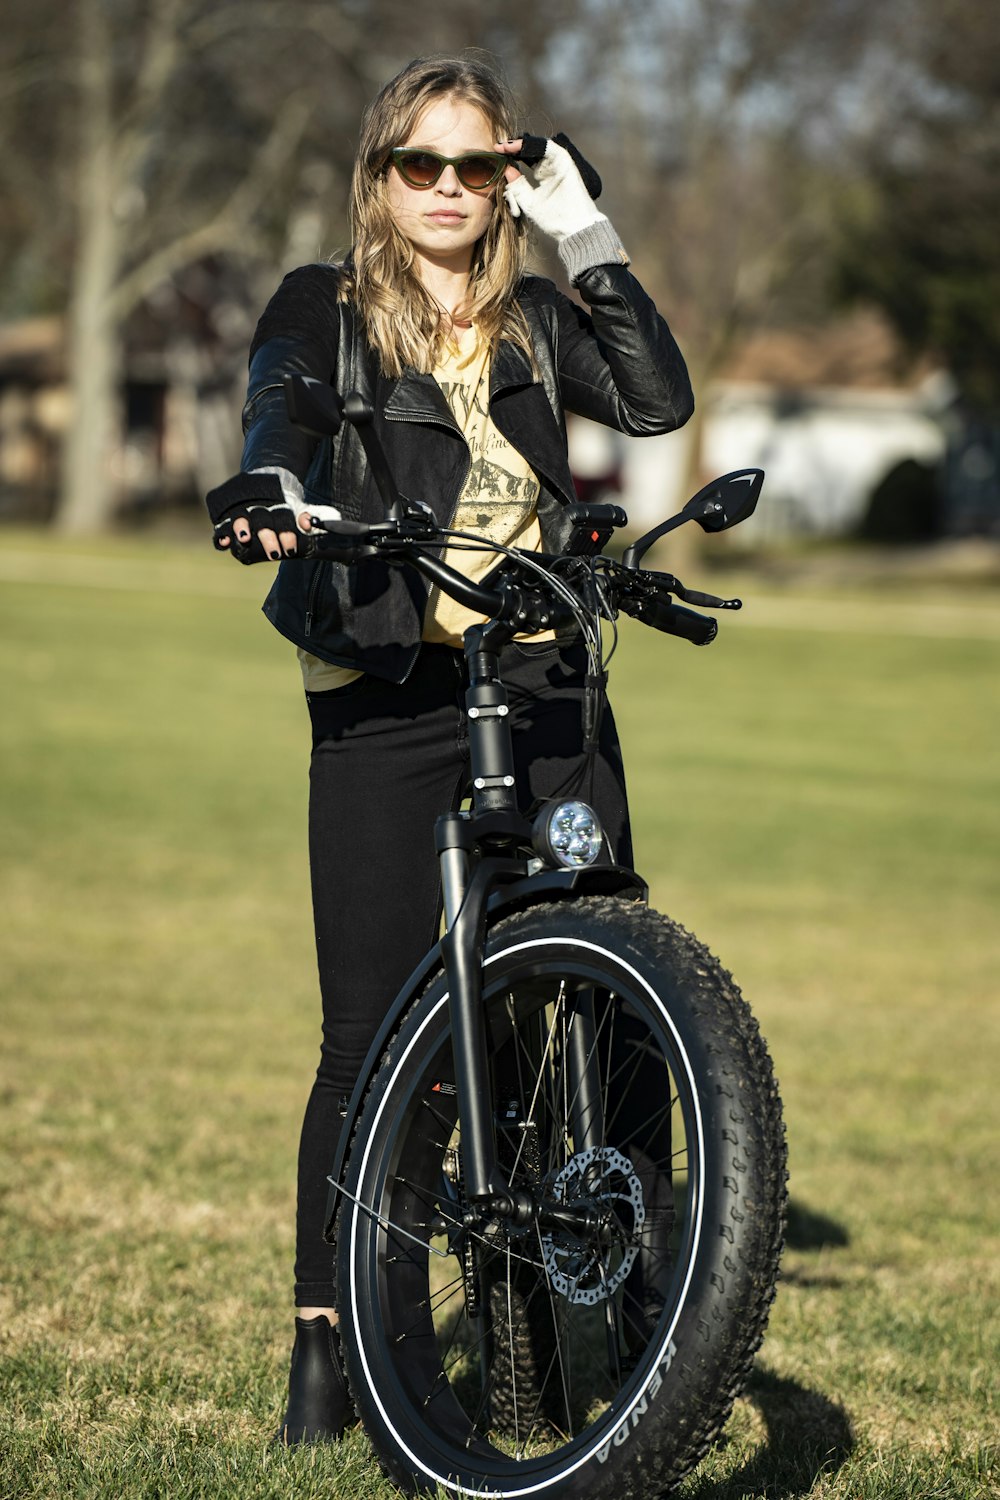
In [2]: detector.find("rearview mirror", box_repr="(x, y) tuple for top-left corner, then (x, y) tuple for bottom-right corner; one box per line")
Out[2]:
(690, 469), (764, 532)
(283, 374), (345, 438)
(622, 469), (764, 569)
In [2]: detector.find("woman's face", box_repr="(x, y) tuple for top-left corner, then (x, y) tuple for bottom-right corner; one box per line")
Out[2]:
(385, 95), (501, 276)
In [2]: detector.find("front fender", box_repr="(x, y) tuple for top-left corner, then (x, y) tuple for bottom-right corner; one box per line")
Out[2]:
(323, 864), (647, 1238)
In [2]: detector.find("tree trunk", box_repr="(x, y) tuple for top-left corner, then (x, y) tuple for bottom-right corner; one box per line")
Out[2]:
(649, 361), (710, 579)
(55, 0), (123, 535)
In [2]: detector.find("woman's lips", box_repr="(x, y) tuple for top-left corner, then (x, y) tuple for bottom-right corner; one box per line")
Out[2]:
(426, 211), (465, 223)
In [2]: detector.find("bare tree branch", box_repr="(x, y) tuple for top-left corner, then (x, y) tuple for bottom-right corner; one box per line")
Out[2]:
(184, 1), (362, 57)
(107, 92), (315, 319)
(114, 0), (187, 173)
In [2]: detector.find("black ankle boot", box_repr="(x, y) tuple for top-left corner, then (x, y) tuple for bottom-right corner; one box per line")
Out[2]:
(275, 1315), (353, 1444)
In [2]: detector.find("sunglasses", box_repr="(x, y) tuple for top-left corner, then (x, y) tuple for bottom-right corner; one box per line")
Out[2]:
(390, 147), (507, 191)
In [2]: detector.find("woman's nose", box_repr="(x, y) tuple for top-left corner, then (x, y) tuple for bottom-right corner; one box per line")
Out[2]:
(435, 165), (462, 194)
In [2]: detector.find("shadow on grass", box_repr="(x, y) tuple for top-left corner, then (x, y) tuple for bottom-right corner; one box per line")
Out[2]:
(685, 1367), (855, 1499)
(781, 1198), (851, 1289)
(784, 1199), (850, 1252)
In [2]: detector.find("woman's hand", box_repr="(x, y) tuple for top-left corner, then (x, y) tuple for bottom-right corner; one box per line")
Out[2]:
(207, 468), (341, 563)
(495, 138), (527, 187)
(495, 134), (605, 241)
(218, 513), (300, 563)
(495, 134), (629, 285)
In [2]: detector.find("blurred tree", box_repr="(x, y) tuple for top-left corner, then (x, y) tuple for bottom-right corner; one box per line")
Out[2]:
(0, 0), (581, 531)
(49, 0), (378, 532)
(546, 0), (880, 556)
(7, 0), (960, 533)
(563, 2), (876, 357)
(0, 2), (73, 316)
(834, 0), (1000, 415)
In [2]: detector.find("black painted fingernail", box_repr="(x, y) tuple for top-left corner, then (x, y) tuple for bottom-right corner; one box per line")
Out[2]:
(269, 550), (279, 559)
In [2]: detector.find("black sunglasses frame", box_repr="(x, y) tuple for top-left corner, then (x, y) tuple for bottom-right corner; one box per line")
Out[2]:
(389, 147), (507, 191)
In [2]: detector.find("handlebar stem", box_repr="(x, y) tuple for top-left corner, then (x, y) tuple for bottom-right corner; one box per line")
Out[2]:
(462, 623), (523, 819)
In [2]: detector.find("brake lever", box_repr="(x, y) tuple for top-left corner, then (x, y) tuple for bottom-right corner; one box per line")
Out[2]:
(394, 497), (439, 538)
(306, 497), (439, 543)
(677, 587), (742, 611)
(620, 567), (741, 612)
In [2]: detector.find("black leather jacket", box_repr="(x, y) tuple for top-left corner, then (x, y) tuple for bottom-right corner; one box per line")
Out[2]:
(243, 260), (694, 683)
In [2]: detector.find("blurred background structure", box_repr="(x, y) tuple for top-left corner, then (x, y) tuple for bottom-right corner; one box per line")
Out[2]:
(0, 0), (997, 546)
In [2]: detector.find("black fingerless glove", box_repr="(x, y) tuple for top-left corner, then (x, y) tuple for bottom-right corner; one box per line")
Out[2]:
(206, 471), (303, 564)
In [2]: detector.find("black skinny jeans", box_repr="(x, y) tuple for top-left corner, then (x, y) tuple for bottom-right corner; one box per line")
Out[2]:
(294, 637), (632, 1306)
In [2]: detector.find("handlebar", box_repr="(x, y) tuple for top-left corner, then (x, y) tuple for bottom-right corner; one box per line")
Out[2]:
(306, 513), (568, 632)
(282, 375), (749, 648)
(304, 511), (722, 644)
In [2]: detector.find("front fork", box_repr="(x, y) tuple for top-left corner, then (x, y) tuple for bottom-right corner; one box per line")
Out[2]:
(439, 621), (608, 1219)
(436, 819), (520, 1209)
(438, 832), (606, 1214)
(438, 622), (526, 1212)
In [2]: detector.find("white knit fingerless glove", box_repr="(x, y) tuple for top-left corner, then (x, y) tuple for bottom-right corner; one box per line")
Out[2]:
(505, 138), (629, 284)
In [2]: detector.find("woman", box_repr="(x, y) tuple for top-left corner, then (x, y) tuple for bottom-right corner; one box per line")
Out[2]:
(207, 53), (694, 1443)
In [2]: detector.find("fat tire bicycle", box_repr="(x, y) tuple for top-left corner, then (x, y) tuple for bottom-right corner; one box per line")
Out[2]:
(285, 376), (787, 1499)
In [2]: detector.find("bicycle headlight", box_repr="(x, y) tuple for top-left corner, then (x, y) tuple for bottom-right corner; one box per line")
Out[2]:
(532, 800), (603, 869)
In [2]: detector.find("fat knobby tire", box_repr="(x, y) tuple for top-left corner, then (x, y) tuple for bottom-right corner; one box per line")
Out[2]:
(335, 896), (788, 1499)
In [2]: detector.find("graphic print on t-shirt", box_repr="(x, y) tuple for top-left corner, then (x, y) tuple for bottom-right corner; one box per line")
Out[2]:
(300, 327), (549, 680)
(424, 330), (549, 646)
(436, 369), (540, 540)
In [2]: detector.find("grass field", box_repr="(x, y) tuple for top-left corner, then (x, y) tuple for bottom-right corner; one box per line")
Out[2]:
(1, 534), (998, 1499)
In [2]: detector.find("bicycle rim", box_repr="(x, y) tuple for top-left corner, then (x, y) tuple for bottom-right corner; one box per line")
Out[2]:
(339, 929), (706, 1496)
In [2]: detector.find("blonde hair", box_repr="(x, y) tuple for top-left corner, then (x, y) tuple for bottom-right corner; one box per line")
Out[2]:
(343, 56), (533, 378)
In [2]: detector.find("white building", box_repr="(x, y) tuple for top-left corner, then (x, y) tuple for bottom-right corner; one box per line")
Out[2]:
(567, 310), (949, 539)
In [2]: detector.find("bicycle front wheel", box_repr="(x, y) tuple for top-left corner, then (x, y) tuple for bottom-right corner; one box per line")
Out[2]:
(335, 898), (786, 1499)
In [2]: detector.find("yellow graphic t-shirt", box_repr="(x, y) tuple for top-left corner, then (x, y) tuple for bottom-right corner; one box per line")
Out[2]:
(422, 327), (547, 646)
(298, 325), (549, 691)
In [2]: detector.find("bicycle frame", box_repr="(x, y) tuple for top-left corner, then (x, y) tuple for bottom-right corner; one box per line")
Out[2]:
(277, 379), (784, 1496)
(323, 610), (646, 1240)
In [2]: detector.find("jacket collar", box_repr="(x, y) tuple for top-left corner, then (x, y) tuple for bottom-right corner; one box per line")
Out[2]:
(380, 334), (537, 425)
(490, 338), (535, 396)
(381, 370), (451, 425)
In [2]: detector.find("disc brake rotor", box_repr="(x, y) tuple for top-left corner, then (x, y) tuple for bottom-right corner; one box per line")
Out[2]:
(541, 1146), (644, 1304)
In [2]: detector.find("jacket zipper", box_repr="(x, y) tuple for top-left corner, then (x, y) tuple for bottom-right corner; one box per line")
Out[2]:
(242, 381), (285, 426)
(304, 563), (325, 637)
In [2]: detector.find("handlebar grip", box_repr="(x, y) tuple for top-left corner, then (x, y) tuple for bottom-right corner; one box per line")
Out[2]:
(629, 596), (718, 645)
